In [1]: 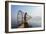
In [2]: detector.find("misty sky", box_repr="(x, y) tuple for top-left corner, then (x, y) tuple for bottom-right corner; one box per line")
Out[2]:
(11, 5), (42, 20)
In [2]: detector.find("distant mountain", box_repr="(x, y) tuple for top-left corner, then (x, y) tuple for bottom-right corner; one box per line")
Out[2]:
(31, 16), (41, 22)
(28, 16), (41, 28)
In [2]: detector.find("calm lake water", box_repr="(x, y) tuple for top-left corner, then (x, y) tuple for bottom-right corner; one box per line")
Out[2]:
(11, 17), (41, 28)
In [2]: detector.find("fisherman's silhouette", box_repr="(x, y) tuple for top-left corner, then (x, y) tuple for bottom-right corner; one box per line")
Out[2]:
(24, 12), (29, 28)
(17, 10), (32, 28)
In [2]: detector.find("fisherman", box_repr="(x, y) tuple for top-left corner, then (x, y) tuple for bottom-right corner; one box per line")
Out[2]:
(24, 12), (29, 28)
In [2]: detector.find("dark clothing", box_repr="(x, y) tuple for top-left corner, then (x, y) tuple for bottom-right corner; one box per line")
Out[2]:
(24, 13), (29, 28)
